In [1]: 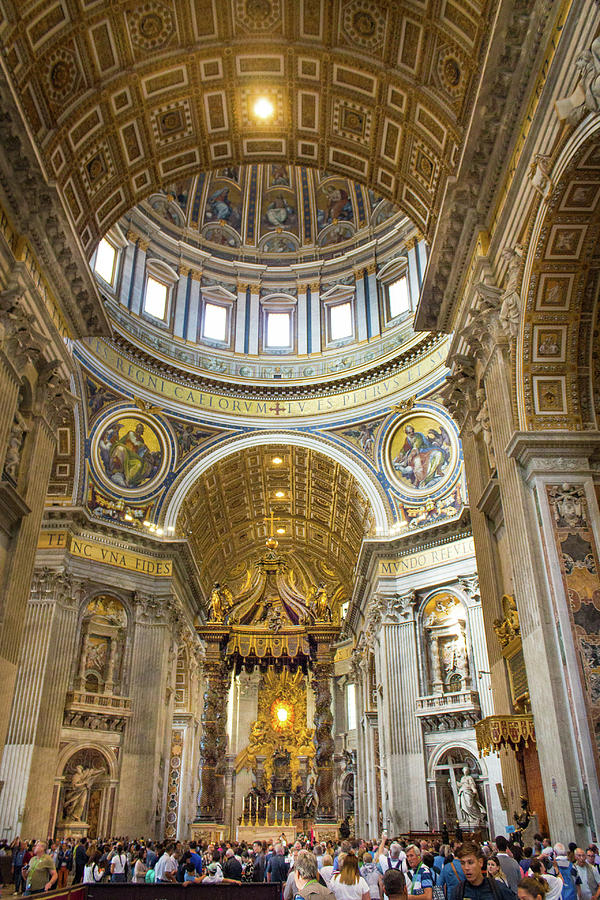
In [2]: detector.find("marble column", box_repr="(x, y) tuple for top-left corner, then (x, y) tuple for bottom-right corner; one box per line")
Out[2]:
(375, 591), (428, 832)
(313, 647), (336, 822)
(113, 593), (174, 835)
(0, 569), (80, 837)
(195, 643), (229, 823)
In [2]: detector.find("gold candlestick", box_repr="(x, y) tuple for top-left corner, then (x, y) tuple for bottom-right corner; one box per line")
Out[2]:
(264, 802), (270, 827)
(241, 795), (246, 826)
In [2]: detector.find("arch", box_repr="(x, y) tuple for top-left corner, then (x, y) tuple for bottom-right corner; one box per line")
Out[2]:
(517, 118), (600, 430)
(55, 741), (118, 783)
(427, 740), (487, 781)
(0, 4), (494, 252)
(163, 430), (391, 534)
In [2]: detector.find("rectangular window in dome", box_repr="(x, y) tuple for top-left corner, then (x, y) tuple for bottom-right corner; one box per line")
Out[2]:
(94, 238), (117, 286)
(347, 682), (357, 731)
(203, 302), (228, 342)
(329, 301), (353, 340)
(144, 275), (168, 320)
(388, 274), (410, 319)
(266, 311), (291, 347)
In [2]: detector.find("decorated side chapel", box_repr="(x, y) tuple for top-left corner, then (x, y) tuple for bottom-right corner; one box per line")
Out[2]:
(193, 531), (341, 842)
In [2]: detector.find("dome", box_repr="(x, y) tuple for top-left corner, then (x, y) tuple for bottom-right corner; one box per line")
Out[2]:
(141, 165), (403, 263)
(93, 164), (429, 387)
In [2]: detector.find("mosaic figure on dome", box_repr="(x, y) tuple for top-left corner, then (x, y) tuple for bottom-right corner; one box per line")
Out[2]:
(263, 194), (298, 232)
(205, 184), (242, 231)
(317, 183), (353, 228)
(164, 180), (190, 211)
(391, 418), (451, 490)
(203, 224), (239, 247)
(319, 222), (354, 246)
(270, 164), (290, 186)
(217, 166), (239, 183)
(262, 235), (298, 253)
(98, 419), (162, 489)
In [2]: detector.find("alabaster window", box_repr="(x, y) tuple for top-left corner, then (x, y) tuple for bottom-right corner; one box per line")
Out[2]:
(202, 301), (229, 343)
(144, 276), (168, 320)
(143, 258), (178, 324)
(260, 295), (296, 353)
(329, 301), (354, 341)
(387, 273), (411, 320)
(94, 238), (118, 286)
(266, 312), (291, 347)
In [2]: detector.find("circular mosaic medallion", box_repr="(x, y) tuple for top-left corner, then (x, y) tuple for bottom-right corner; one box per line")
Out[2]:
(384, 412), (458, 497)
(91, 411), (171, 497)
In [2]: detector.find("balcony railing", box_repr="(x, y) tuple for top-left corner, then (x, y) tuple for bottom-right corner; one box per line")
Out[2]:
(415, 690), (480, 715)
(65, 691), (132, 714)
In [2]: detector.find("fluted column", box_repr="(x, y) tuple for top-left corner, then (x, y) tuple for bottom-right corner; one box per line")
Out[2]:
(313, 644), (335, 822)
(375, 591), (428, 832)
(0, 386), (68, 758)
(195, 647), (229, 823)
(113, 593), (174, 835)
(0, 569), (80, 837)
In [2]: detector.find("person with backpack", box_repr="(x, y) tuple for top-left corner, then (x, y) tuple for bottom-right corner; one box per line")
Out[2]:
(453, 843), (515, 900)
(552, 845), (583, 900)
(439, 854), (465, 900)
(406, 845), (434, 900)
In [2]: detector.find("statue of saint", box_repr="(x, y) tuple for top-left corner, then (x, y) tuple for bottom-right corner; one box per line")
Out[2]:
(208, 581), (232, 624)
(314, 583), (331, 622)
(457, 767), (487, 825)
(62, 764), (105, 821)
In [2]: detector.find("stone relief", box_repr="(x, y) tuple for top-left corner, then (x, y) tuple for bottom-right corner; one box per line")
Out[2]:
(498, 244), (524, 339)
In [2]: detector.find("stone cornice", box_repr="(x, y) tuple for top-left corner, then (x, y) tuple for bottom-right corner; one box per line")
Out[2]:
(415, 0), (559, 333)
(506, 430), (600, 480)
(39, 506), (203, 612)
(0, 71), (111, 341)
(350, 509), (473, 618)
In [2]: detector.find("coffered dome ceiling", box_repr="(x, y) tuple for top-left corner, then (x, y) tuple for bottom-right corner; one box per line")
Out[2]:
(0, 0), (496, 255)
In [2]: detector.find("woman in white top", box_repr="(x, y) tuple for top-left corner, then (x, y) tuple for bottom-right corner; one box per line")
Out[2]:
(321, 854), (335, 887)
(133, 850), (148, 884)
(110, 843), (128, 883)
(83, 853), (105, 884)
(330, 852), (370, 900)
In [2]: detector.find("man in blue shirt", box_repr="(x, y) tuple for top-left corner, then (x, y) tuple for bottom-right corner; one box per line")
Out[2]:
(189, 842), (203, 876)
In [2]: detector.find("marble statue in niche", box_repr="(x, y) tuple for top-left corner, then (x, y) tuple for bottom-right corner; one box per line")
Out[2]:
(457, 766), (487, 825)
(423, 593), (470, 693)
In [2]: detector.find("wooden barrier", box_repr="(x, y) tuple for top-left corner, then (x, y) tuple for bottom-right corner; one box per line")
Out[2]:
(86, 884), (282, 900)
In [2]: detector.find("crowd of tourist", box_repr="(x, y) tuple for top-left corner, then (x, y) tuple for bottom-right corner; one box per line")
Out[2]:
(2, 832), (600, 900)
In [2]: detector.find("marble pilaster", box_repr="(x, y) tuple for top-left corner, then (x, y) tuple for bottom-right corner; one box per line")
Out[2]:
(375, 592), (428, 832)
(0, 570), (80, 837)
(113, 593), (174, 835)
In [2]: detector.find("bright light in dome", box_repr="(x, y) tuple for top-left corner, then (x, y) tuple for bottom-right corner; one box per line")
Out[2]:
(254, 97), (274, 120)
(276, 706), (288, 723)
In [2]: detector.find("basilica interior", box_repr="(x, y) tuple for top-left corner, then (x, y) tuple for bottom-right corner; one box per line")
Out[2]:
(0, 0), (598, 849)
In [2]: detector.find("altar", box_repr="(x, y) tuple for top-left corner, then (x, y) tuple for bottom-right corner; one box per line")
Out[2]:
(192, 533), (341, 841)
(237, 825), (297, 843)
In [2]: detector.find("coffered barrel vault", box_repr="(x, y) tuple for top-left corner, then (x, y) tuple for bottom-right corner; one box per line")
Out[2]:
(0, 0), (495, 251)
